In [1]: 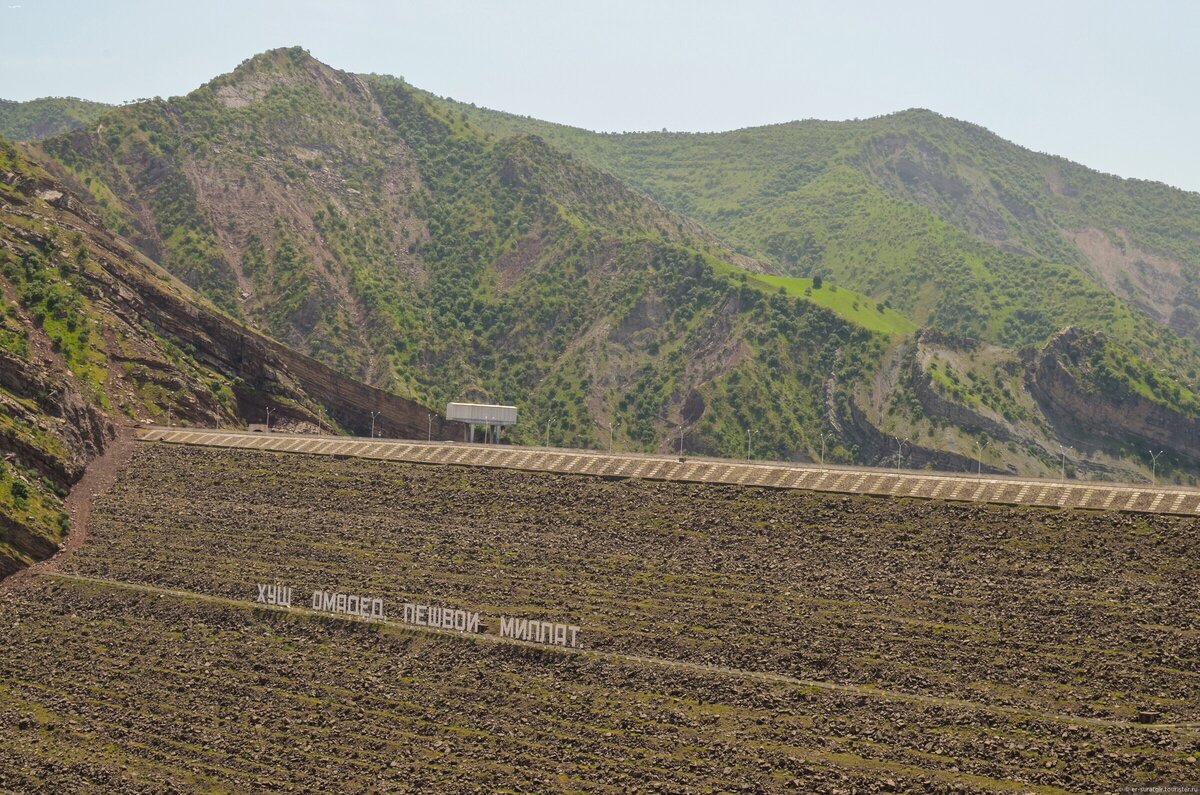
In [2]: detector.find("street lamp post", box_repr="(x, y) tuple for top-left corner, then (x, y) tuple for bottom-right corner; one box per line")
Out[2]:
(1059, 444), (1072, 481)
(427, 413), (432, 442)
(746, 428), (753, 462)
(820, 432), (827, 466)
(678, 425), (684, 456)
(265, 406), (275, 433)
(975, 438), (988, 476)
(545, 418), (554, 448)
(166, 406), (172, 429)
(369, 410), (379, 440)
(608, 420), (619, 451)
(1148, 449), (1164, 485)
(895, 437), (909, 471)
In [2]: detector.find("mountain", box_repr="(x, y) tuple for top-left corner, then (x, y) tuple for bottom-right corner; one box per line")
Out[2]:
(19, 46), (1200, 486)
(37, 49), (767, 389)
(0, 97), (111, 141)
(442, 93), (1200, 476)
(31, 49), (866, 452)
(0, 134), (456, 576)
(448, 105), (1200, 345)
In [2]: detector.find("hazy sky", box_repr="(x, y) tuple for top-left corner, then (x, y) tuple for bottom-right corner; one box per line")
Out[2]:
(2, 0), (1197, 192)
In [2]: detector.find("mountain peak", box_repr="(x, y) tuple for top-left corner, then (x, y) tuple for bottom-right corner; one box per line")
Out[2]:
(234, 46), (321, 74)
(201, 46), (365, 110)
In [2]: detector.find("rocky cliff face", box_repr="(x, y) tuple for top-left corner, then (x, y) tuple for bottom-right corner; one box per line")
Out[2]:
(0, 347), (112, 484)
(0, 336), (111, 579)
(906, 332), (1013, 444)
(1029, 327), (1200, 462)
(843, 394), (982, 472)
(119, 270), (462, 440)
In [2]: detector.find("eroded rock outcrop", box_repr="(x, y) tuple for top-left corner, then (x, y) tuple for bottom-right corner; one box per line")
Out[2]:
(1028, 327), (1200, 462)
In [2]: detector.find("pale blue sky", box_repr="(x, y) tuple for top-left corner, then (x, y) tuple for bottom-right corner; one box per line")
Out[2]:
(2, 0), (1197, 191)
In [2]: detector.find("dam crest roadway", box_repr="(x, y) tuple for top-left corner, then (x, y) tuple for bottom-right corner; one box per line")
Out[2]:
(137, 427), (1200, 517)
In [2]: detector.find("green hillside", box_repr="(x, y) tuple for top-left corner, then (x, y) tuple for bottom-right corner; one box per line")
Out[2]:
(714, 263), (916, 336)
(23, 48), (1200, 482)
(449, 100), (1200, 350)
(442, 93), (1200, 476)
(0, 97), (110, 140)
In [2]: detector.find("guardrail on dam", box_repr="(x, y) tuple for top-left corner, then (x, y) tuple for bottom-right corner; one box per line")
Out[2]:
(136, 427), (1200, 517)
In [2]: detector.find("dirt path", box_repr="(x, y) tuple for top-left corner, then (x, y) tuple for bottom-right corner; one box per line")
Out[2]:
(0, 426), (137, 595)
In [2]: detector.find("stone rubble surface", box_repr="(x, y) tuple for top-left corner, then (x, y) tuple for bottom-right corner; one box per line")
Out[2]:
(0, 443), (1195, 792)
